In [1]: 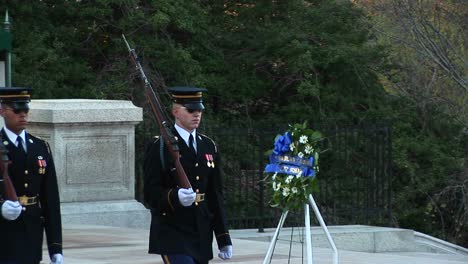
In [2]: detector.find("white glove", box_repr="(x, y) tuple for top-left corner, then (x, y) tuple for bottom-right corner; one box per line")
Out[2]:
(218, 245), (233, 260)
(177, 188), (196, 207)
(50, 253), (63, 264)
(1, 200), (22, 220)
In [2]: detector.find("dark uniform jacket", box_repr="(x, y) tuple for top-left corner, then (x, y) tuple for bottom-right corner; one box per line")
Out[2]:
(0, 129), (62, 264)
(144, 129), (232, 263)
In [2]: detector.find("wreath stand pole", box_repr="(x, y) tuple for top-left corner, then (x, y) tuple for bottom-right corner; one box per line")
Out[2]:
(262, 210), (289, 264)
(308, 194), (339, 264)
(262, 194), (339, 264)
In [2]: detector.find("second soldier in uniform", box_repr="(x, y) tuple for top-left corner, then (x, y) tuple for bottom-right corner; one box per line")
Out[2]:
(144, 86), (233, 264)
(0, 87), (63, 264)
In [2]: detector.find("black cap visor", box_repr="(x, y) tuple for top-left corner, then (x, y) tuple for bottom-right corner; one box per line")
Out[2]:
(3, 102), (30, 111)
(183, 102), (205, 111)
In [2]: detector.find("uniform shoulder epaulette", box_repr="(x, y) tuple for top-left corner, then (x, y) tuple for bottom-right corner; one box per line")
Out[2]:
(198, 133), (218, 153)
(28, 134), (51, 153)
(28, 133), (46, 144)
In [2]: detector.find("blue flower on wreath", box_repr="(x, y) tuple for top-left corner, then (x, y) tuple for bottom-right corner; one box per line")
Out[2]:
(273, 132), (292, 155)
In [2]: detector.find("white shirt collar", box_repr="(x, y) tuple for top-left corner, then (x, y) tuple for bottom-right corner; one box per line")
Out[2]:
(2, 127), (26, 147)
(174, 123), (197, 147)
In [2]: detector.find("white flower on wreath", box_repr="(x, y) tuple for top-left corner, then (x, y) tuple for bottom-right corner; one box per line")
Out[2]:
(273, 182), (281, 191)
(289, 143), (295, 151)
(298, 152), (304, 158)
(305, 145), (313, 154)
(272, 173), (277, 181)
(291, 187), (298, 194)
(299, 135), (308, 144)
(296, 171), (302, 178)
(282, 187), (290, 197)
(285, 175), (294, 184)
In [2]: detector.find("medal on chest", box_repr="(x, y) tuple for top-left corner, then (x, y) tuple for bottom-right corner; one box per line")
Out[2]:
(38, 156), (47, 174)
(205, 154), (215, 168)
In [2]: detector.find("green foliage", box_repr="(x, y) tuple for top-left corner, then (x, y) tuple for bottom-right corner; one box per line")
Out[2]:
(6, 1), (96, 98)
(206, 0), (389, 126)
(2, 0), (389, 124)
(390, 96), (467, 245)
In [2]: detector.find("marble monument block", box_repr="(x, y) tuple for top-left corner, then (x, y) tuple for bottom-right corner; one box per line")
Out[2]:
(26, 99), (150, 229)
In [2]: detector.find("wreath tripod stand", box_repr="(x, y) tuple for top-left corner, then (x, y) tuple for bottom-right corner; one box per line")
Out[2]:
(263, 194), (339, 264)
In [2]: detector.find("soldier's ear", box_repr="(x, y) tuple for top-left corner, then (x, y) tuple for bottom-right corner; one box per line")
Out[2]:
(172, 104), (182, 116)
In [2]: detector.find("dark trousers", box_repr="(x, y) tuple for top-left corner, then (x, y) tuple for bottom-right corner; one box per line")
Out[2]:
(161, 254), (208, 264)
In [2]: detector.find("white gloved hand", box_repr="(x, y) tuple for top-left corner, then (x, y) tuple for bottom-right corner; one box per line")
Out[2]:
(218, 245), (233, 260)
(50, 253), (63, 264)
(177, 188), (196, 207)
(1, 200), (22, 220)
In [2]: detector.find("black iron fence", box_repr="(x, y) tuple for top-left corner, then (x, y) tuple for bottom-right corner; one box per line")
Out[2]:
(135, 121), (392, 230)
(203, 122), (392, 230)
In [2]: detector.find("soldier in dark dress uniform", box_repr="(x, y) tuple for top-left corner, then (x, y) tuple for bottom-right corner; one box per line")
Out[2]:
(144, 87), (233, 264)
(0, 87), (63, 264)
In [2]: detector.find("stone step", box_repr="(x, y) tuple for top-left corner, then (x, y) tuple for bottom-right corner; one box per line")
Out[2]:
(231, 225), (468, 255)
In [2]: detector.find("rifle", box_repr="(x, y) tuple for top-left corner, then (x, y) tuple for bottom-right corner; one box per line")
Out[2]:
(0, 144), (18, 201)
(122, 34), (192, 189)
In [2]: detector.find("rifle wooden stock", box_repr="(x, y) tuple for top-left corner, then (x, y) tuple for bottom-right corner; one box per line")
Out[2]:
(0, 144), (18, 202)
(122, 34), (192, 189)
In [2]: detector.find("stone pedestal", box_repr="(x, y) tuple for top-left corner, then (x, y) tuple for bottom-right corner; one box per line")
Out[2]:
(26, 99), (150, 229)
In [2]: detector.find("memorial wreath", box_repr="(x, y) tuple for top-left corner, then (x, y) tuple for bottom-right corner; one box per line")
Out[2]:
(264, 123), (323, 210)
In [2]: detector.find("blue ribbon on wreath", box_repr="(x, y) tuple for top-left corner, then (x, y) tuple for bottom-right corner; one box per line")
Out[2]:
(273, 132), (293, 155)
(265, 154), (315, 177)
(265, 131), (316, 177)
(269, 154), (314, 167)
(264, 162), (316, 177)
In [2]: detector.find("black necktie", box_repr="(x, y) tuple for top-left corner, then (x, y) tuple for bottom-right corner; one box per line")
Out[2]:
(189, 134), (196, 156)
(16, 136), (26, 155)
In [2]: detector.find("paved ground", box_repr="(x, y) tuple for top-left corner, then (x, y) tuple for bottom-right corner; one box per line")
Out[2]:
(40, 225), (468, 264)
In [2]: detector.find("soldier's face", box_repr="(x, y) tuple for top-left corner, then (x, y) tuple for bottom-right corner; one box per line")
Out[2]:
(172, 104), (202, 133)
(0, 105), (29, 135)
